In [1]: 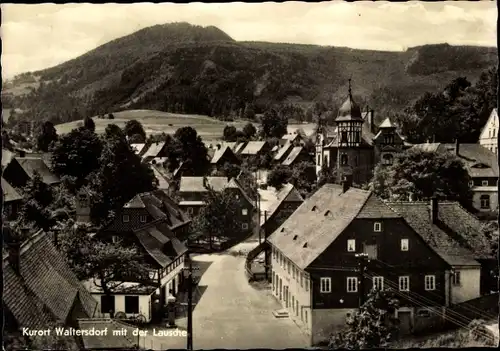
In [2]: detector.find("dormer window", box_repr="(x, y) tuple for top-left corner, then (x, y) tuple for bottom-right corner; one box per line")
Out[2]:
(122, 215), (130, 223)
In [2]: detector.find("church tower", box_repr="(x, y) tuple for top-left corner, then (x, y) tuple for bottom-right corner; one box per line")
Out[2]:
(335, 80), (366, 184)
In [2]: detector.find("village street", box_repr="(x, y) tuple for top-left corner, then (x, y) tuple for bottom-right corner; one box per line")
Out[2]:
(139, 241), (309, 349)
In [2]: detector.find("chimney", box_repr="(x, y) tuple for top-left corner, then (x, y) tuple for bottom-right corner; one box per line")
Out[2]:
(430, 197), (438, 224)
(369, 110), (375, 134)
(455, 139), (460, 156)
(19, 150), (26, 158)
(217, 144), (221, 150)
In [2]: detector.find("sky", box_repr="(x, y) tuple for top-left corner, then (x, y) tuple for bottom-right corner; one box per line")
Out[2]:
(1, 1), (497, 78)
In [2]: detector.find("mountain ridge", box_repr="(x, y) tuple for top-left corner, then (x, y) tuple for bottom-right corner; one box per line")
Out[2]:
(3, 23), (497, 126)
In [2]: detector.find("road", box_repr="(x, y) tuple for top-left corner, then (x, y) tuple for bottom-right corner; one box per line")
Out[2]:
(141, 249), (309, 349)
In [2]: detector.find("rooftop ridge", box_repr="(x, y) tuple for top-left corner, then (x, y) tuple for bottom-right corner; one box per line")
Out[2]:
(3, 229), (45, 261)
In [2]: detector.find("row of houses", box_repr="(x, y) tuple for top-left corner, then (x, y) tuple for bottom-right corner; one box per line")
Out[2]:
(266, 180), (498, 345)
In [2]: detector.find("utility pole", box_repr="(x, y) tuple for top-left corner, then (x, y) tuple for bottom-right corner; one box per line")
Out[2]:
(355, 253), (368, 308)
(263, 210), (269, 281)
(186, 253), (193, 351)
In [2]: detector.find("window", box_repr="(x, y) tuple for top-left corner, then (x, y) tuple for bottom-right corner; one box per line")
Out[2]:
(341, 131), (348, 144)
(273, 248), (276, 259)
(382, 154), (394, 165)
(300, 273), (304, 288)
(340, 154), (348, 165)
(112, 236), (119, 244)
(242, 209), (248, 216)
(425, 275), (436, 291)
(399, 276), (410, 291)
(287, 261), (291, 274)
(354, 131), (360, 144)
(452, 271), (461, 286)
(363, 243), (378, 259)
(482, 180), (489, 186)
(122, 214), (130, 223)
(317, 154), (321, 165)
(101, 295), (115, 314)
(373, 276), (384, 291)
(469, 180), (474, 187)
(305, 278), (309, 291)
(320, 277), (332, 293)
(480, 195), (490, 209)
(401, 239), (409, 251)
(186, 207), (193, 215)
(305, 310), (308, 323)
(324, 155), (329, 168)
(125, 296), (139, 314)
(374, 222), (382, 232)
(140, 215), (147, 223)
(347, 239), (356, 252)
(347, 277), (358, 293)
(242, 223), (249, 230)
(292, 267), (296, 279)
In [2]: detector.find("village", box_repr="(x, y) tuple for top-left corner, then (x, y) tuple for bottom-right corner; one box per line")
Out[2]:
(2, 81), (499, 349)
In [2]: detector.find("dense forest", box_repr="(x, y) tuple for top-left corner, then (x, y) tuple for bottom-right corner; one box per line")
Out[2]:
(3, 23), (497, 131)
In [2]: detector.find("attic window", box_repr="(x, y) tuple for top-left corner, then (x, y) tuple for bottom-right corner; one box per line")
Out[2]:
(281, 228), (285, 232)
(311, 206), (317, 212)
(324, 210), (331, 217)
(303, 243), (308, 248)
(293, 235), (298, 240)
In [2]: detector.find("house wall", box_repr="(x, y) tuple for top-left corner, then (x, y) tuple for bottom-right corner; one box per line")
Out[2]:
(451, 267), (481, 304)
(311, 308), (356, 345)
(336, 147), (374, 185)
(270, 244), (313, 342)
(472, 189), (498, 212)
(93, 294), (153, 322)
(3, 160), (30, 188)
(310, 218), (448, 309)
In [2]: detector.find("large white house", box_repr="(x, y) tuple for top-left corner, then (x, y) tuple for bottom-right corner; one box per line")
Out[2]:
(479, 108), (498, 155)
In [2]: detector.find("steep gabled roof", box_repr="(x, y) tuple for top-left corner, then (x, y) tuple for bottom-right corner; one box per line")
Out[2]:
(130, 143), (146, 155)
(268, 185), (372, 269)
(386, 201), (492, 265)
(234, 142), (247, 154)
(179, 176), (254, 206)
(2, 177), (23, 202)
(479, 108), (498, 140)
(282, 146), (305, 166)
(15, 157), (60, 184)
(259, 183), (304, 226)
(151, 165), (170, 190)
(274, 141), (293, 161)
(378, 117), (396, 129)
(2, 148), (15, 169)
(142, 142), (166, 159)
(240, 141), (267, 155)
(3, 231), (97, 329)
(211, 145), (238, 164)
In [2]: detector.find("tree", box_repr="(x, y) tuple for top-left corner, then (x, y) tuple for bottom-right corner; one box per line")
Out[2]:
(89, 127), (156, 224)
(329, 289), (400, 349)
(268, 165), (292, 190)
(223, 125), (238, 142)
(124, 119), (146, 141)
(18, 171), (55, 231)
(189, 185), (245, 249)
(214, 162), (241, 179)
(288, 161), (317, 197)
(243, 103), (256, 120)
(35, 120), (58, 152)
(58, 222), (151, 296)
(317, 164), (338, 187)
(172, 126), (210, 176)
(83, 116), (96, 132)
(129, 133), (145, 143)
(51, 127), (103, 190)
(242, 122), (257, 139)
(260, 108), (288, 139)
(108, 113), (115, 119)
(370, 148), (472, 206)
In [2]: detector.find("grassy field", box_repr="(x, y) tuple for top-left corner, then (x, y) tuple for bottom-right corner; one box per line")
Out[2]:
(54, 109), (316, 143)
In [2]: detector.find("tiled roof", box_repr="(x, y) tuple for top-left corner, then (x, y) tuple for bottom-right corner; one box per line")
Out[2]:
(411, 143), (499, 178)
(211, 145), (236, 164)
(357, 195), (402, 219)
(386, 201), (492, 265)
(134, 220), (188, 267)
(259, 183), (304, 225)
(124, 190), (191, 229)
(240, 141), (267, 155)
(78, 319), (137, 349)
(130, 143), (146, 154)
(16, 157), (60, 184)
(274, 141), (293, 161)
(282, 146), (304, 166)
(378, 117), (396, 129)
(268, 185), (372, 269)
(234, 142), (247, 154)
(3, 231), (97, 329)
(2, 177), (23, 202)
(142, 142), (166, 159)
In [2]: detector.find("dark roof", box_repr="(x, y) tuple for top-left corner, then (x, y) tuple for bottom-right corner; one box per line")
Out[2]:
(210, 145), (237, 164)
(2, 177), (23, 202)
(78, 319), (137, 349)
(282, 146), (305, 166)
(3, 231), (97, 329)
(179, 176), (254, 206)
(386, 201), (493, 265)
(268, 185), (373, 269)
(411, 143), (499, 178)
(124, 190), (191, 230)
(335, 94), (364, 122)
(134, 220), (188, 267)
(15, 157), (60, 184)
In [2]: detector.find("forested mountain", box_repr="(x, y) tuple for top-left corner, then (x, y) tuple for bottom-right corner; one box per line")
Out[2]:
(3, 22), (497, 127)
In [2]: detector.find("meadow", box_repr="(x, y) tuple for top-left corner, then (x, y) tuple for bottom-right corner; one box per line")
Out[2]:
(54, 109), (316, 144)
